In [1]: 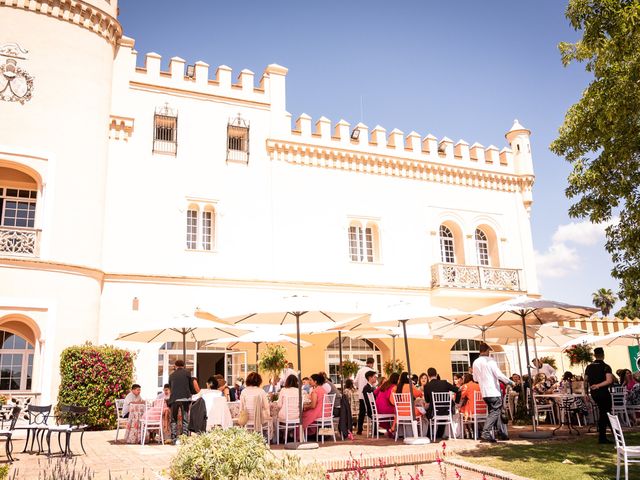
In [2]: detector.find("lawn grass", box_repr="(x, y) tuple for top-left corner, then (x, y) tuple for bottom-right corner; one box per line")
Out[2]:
(456, 432), (640, 480)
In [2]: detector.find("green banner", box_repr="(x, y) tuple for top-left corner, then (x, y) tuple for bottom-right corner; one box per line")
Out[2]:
(629, 345), (640, 372)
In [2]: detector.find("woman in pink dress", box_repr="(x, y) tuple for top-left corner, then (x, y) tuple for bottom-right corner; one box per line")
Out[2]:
(302, 373), (327, 432)
(374, 372), (400, 430)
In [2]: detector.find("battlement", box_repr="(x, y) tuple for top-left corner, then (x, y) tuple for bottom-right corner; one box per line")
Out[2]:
(119, 38), (287, 108)
(288, 114), (518, 174)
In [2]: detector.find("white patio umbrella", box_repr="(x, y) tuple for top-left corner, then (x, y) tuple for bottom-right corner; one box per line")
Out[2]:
(325, 317), (433, 385)
(467, 296), (597, 436)
(116, 313), (247, 363)
(209, 331), (312, 363)
(197, 295), (362, 448)
(590, 324), (640, 348)
(369, 303), (471, 442)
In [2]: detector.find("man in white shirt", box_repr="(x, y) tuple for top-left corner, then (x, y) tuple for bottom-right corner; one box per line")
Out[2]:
(354, 357), (375, 435)
(122, 384), (142, 418)
(472, 343), (513, 442)
(279, 362), (297, 388)
(531, 358), (556, 381)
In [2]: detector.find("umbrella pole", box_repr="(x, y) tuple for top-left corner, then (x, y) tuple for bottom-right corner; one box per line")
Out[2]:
(338, 330), (344, 387)
(391, 334), (397, 363)
(515, 339), (523, 378)
(520, 313), (536, 431)
(182, 329), (187, 364)
(295, 312), (304, 442)
(532, 337), (539, 363)
(254, 342), (260, 364)
(400, 320), (417, 437)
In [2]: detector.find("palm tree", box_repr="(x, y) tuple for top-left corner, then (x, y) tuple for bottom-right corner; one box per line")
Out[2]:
(592, 288), (617, 317)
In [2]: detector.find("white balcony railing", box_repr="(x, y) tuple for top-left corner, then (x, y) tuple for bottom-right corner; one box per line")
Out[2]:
(431, 263), (521, 291)
(0, 227), (40, 256)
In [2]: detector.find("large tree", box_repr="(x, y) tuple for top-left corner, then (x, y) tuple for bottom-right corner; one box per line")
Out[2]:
(551, 0), (640, 317)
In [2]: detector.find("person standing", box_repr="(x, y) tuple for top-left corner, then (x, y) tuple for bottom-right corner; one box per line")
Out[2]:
(354, 357), (375, 435)
(472, 343), (513, 442)
(585, 347), (614, 444)
(168, 359), (193, 445)
(531, 358), (557, 381)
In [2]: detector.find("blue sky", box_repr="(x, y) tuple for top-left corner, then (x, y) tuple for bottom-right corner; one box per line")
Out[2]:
(118, 0), (618, 308)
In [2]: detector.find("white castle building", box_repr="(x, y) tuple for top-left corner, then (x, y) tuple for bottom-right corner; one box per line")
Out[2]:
(0, 0), (539, 401)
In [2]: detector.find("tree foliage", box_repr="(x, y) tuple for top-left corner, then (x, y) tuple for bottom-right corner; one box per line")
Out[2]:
(592, 287), (617, 316)
(551, 0), (640, 316)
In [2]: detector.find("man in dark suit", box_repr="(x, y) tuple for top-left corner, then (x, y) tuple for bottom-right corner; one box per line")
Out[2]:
(361, 370), (378, 433)
(168, 359), (193, 444)
(423, 367), (458, 439)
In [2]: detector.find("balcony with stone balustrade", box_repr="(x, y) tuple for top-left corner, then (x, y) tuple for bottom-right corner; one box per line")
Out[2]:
(0, 226), (40, 257)
(431, 263), (521, 291)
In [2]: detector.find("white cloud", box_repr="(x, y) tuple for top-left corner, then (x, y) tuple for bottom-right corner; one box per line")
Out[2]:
(552, 220), (611, 246)
(535, 219), (613, 279)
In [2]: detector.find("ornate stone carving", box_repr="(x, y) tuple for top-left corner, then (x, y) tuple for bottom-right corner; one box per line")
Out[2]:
(0, 227), (40, 256)
(0, 42), (34, 104)
(431, 263), (521, 291)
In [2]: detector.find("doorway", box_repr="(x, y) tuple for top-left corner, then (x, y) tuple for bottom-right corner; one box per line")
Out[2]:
(197, 352), (225, 387)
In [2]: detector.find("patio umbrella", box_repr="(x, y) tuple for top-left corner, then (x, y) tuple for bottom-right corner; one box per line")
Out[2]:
(208, 330), (312, 363)
(116, 313), (246, 363)
(370, 303), (471, 443)
(325, 317), (432, 385)
(468, 296), (597, 436)
(589, 323), (640, 348)
(198, 295), (362, 448)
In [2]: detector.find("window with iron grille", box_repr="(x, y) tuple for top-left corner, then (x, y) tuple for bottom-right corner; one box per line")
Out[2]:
(348, 221), (378, 263)
(439, 225), (455, 264)
(226, 115), (249, 164)
(475, 228), (490, 266)
(153, 105), (178, 155)
(186, 203), (216, 251)
(0, 188), (37, 228)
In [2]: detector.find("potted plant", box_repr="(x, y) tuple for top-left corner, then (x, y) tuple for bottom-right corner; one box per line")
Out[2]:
(565, 344), (593, 375)
(383, 359), (405, 376)
(257, 344), (288, 383)
(340, 360), (359, 380)
(538, 356), (557, 370)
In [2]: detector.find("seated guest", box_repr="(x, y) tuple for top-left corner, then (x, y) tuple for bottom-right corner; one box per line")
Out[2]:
(232, 378), (244, 400)
(302, 373), (327, 432)
(320, 372), (338, 396)
(122, 384), (142, 418)
(533, 373), (555, 409)
(419, 373), (428, 389)
(621, 369), (637, 392)
(342, 378), (359, 426)
(361, 371), (378, 419)
(459, 374), (480, 419)
(377, 376), (387, 388)
(510, 374), (523, 394)
(157, 383), (170, 400)
(390, 372), (425, 436)
(277, 374), (300, 422)
(240, 372), (271, 427)
(453, 373), (464, 403)
(204, 376), (222, 396)
(263, 376), (280, 395)
(411, 374), (419, 385)
(423, 367), (458, 439)
(279, 362), (297, 388)
(215, 374), (232, 400)
(374, 372), (400, 435)
(301, 377), (312, 394)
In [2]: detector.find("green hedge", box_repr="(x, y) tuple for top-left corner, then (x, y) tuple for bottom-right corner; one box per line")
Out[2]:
(57, 343), (135, 430)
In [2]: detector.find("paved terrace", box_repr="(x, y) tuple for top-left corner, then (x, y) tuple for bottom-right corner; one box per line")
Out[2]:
(0, 426), (594, 479)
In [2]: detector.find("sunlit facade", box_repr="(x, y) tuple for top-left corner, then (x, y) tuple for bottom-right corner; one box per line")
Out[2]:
(0, 1), (539, 401)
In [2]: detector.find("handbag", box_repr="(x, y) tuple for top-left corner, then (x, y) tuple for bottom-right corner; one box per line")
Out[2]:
(237, 408), (249, 426)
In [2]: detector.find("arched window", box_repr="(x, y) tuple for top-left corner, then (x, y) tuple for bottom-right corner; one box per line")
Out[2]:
(475, 228), (490, 266)
(185, 202), (216, 251)
(450, 339), (483, 377)
(186, 206), (198, 250)
(348, 221), (379, 263)
(325, 337), (381, 384)
(439, 225), (455, 264)
(0, 330), (34, 391)
(0, 166), (39, 256)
